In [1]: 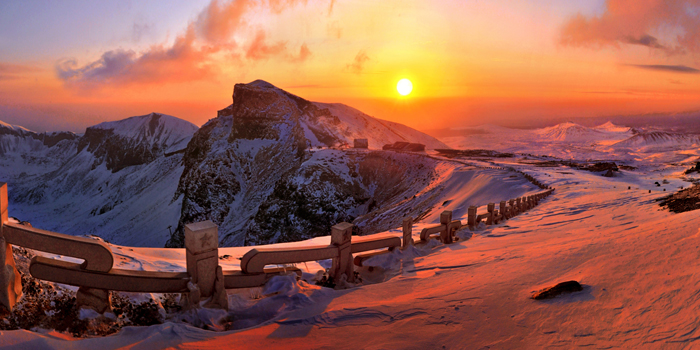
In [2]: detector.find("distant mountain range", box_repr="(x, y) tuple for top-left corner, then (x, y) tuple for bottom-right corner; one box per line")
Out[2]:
(0, 80), (446, 247)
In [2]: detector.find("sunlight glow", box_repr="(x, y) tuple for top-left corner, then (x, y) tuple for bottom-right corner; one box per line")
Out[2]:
(397, 79), (413, 96)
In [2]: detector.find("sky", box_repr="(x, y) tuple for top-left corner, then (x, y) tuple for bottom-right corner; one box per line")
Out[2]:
(1, 0), (700, 132)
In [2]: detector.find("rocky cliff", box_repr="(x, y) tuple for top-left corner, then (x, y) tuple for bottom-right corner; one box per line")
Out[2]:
(168, 80), (445, 247)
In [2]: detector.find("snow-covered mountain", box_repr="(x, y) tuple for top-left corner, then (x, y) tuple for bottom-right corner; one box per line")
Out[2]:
(536, 121), (633, 143)
(612, 130), (700, 149)
(79, 113), (198, 172)
(168, 80), (449, 247)
(5, 113), (199, 247)
(0, 121), (79, 179)
(215, 80), (447, 150)
(593, 121), (632, 133)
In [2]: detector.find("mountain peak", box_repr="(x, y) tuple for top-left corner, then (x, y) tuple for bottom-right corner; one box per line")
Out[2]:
(0, 119), (33, 134)
(79, 113), (199, 172)
(246, 79), (277, 89)
(90, 113), (198, 144)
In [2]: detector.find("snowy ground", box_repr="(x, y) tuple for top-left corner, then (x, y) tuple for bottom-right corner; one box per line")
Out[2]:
(3, 122), (700, 348)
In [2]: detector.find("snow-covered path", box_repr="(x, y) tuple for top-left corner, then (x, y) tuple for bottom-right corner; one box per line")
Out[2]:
(4, 160), (700, 349)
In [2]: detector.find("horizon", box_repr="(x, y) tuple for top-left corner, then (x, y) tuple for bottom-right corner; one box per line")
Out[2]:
(2, 0), (700, 133)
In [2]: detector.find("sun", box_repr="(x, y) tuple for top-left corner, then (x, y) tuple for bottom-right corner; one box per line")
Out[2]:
(397, 78), (413, 96)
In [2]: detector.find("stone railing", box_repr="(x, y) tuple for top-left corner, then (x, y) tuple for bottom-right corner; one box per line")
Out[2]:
(0, 170), (555, 314)
(0, 183), (399, 314)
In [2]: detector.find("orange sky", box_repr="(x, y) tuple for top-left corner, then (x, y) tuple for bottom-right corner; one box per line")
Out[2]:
(1, 0), (700, 132)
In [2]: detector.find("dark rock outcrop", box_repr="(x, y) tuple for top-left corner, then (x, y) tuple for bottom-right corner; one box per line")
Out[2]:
(659, 184), (700, 213)
(532, 281), (583, 300)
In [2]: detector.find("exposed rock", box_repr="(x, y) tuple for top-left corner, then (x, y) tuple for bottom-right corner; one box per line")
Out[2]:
(353, 138), (368, 149)
(603, 169), (614, 177)
(684, 162), (700, 175)
(76, 287), (112, 314)
(531, 280), (583, 300)
(659, 184), (700, 213)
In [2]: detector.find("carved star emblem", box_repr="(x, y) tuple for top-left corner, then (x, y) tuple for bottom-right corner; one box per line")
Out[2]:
(200, 233), (213, 247)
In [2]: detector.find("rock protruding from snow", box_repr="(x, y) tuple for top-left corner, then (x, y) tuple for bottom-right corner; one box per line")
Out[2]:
(532, 281), (584, 300)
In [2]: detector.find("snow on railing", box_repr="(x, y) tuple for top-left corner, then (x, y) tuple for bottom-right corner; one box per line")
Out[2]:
(0, 172), (554, 315)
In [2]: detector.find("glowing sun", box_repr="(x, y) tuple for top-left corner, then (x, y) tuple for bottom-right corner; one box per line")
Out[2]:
(397, 78), (413, 96)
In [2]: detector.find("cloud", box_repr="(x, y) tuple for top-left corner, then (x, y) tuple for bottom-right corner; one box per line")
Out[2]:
(194, 0), (251, 44)
(0, 63), (40, 74)
(623, 34), (665, 49)
(328, 0), (335, 16)
(559, 0), (700, 55)
(56, 0), (311, 90)
(267, 0), (308, 14)
(627, 64), (700, 74)
(0, 63), (41, 80)
(346, 50), (370, 74)
(244, 30), (311, 62)
(294, 43), (312, 62)
(131, 22), (152, 43)
(327, 21), (342, 39)
(245, 30), (288, 60)
(57, 26), (216, 88)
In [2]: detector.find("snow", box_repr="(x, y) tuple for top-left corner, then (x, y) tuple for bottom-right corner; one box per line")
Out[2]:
(0, 113), (198, 247)
(0, 120), (32, 133)
(314, 102), (448, 149)
(7, 111), (700, 346)
(90, 113), (198, 153)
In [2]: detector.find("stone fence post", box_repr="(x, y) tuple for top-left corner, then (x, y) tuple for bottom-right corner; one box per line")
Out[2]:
(486, 203), (495, 225)
(185, 221), (227, 309)
(468, 206), (477, 229)
(440, 211), (453, 243)
(402, 217), (413, 249)
(330, 222), (354, 283)
(0, 183), (21, 314)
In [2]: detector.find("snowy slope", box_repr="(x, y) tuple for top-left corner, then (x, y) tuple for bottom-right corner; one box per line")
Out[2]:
(311, 102), (447, 149)
(6, 128), (700, 348)
(90, 112), (198, 154)
(613, 130), (700, 149)
(0, 121), (79, 179)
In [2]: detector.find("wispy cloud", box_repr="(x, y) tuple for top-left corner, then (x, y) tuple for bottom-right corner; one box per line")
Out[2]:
(559, 0), (700, 55)
(627, 64), (700, 74)
(346, 50), (370, 74)
(56, 0), (310, 90)
(328, 0), (335, 16)
(0, 63), (41, 81)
